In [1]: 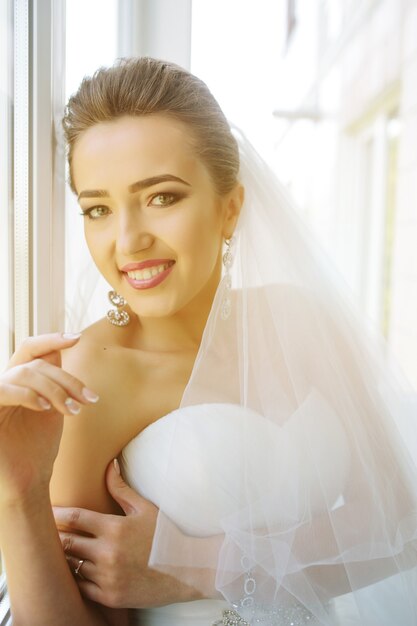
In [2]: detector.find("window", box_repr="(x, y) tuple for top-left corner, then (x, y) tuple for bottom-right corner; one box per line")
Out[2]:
(286, 0), (298, 49)
(351, 105), (401, 339)
(64, 0), (118, 330)
(0, 0), (66, 592)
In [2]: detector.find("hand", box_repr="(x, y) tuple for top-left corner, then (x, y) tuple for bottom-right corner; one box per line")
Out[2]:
(54, 459), (203, 609)
(0, 333), (98, 502)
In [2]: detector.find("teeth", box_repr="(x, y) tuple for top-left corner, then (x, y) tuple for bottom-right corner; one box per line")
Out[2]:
(127, 263), (171, 281)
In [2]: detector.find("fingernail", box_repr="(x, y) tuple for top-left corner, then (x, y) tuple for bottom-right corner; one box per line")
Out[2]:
(38, 397), (52, 410)
(64, 398), (81, 414)
(61, 332), (82, 340)
(113, 458), (120, 475)
(82, 387), (99, 403)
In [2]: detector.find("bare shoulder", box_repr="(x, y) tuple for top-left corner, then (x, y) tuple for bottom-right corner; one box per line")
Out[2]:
(52, 318), (140, 513)
(61, 317), (117, 374)
(60, 316), (138, 392)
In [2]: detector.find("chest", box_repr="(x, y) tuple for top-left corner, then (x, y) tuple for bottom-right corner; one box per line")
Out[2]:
(93, 347), (197, 450)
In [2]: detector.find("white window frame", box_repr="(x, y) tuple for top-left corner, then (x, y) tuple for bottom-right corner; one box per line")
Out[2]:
(31, 0), (67, 337)
(353, 114), (390, 330)
(13, 0), (67, 349)
(0, 575), (10, 626)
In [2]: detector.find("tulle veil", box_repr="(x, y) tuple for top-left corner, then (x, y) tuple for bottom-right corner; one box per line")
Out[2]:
(72, 126), (417, 624)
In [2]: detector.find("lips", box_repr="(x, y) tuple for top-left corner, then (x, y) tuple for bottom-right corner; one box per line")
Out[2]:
(121, 260), (175, 290)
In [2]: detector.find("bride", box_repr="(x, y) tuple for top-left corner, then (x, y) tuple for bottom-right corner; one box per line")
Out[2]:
(1, 57), (417, 625)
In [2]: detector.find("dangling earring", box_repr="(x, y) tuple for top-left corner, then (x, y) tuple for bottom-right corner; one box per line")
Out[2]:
(107, 290), (130, 326)
(220, 236), (235, 320)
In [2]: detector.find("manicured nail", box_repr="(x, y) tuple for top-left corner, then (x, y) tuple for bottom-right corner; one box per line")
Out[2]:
(38, 397), (51, 410)
(64, 398), (81, 414)
(113, 458), (120, 475)
(82, 387), (100, 403)
(61, 332), (82, 340)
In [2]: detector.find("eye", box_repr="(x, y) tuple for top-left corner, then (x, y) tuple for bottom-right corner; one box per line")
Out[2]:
(149, 192), (178, 207)
(80, 206), (110, 220)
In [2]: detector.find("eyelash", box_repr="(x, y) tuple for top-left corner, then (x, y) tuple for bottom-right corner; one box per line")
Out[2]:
(79, 192), (182, 220)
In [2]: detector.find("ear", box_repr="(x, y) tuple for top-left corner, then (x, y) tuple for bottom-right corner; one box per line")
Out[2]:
(222, 183), (244, 239)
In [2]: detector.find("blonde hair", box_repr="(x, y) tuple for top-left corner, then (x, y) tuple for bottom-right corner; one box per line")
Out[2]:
(62, 56), (239, 196)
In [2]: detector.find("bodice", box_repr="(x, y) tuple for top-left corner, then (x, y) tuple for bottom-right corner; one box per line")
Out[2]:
(120, 390), (351, 625)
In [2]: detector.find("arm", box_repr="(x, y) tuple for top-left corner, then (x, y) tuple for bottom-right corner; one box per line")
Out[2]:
(0, 489), (126, 626)
(54, 458), (222, 609)
(0, 333), (128, 626)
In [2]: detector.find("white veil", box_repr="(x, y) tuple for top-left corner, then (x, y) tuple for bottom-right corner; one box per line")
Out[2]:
(126, 126), (417, 624)
(68, 116), (417, 623)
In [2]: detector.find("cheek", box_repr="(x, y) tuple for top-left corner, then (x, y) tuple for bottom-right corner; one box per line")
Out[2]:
(174, 212), (222, 269)
(84, 226), (110, 267)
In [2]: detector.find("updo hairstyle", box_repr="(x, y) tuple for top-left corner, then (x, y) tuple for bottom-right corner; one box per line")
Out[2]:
(62, 57), (240, 196)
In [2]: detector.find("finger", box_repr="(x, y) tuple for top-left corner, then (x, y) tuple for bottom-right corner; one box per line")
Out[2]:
(76, 580), (106, 605)
(5, 366), (83, 416)
(3, 365), (81, 415)
(54, 506), (108, 536)
(106, 458), (143, 515)
(0, 381), (53, 412)
(77, 581), (127, 614)
(11, 360), (99, 412)
(8, 332), (82, 369)
(59, 531), (98, 563)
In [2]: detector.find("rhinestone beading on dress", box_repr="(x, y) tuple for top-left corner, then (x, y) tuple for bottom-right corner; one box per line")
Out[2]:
(212, 602), (318, 626)
(213, 609), (250, 625)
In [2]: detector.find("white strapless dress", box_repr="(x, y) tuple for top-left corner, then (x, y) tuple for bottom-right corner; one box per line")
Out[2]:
(121, 396), (417, 625)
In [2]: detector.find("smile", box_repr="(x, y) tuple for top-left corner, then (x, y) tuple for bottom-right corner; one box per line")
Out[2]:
(123, 261), (175, 290)
(127, 262), (171, 280)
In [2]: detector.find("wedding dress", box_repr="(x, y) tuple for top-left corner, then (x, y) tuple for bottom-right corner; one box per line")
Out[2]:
(121, 398), (417, 625)
(121, 399), (335, 625)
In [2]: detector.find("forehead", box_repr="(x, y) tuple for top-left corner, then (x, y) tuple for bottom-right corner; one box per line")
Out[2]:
(72, 114), (210, 194)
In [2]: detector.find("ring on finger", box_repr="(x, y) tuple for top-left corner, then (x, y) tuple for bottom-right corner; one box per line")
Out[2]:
(74, 558), (86, 579)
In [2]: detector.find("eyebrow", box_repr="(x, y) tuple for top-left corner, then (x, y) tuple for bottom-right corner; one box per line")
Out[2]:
(77, 174), (192, 200)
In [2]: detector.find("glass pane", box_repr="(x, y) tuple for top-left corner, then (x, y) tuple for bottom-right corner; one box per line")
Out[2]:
(64, 0), (118, 330)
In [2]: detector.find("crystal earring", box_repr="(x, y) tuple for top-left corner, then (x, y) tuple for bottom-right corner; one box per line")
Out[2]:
(220, 236), (235, 320)
(107, 290), (130, 326)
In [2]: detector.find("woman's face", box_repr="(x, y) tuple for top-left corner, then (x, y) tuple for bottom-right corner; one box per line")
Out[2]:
(72, 114), (241, 320)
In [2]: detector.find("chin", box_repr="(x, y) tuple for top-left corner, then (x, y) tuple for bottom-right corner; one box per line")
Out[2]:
(129, 298), (181, 320)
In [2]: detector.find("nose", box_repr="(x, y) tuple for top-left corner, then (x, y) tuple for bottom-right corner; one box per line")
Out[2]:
(115, 208), (154, 256)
